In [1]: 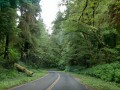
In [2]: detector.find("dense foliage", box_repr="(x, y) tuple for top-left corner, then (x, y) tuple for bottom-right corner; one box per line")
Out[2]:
(0, 0), (49, 68)
(50, 0), (120, 69)
(48, 0), (120, 83)
(81, 62), (120, 83)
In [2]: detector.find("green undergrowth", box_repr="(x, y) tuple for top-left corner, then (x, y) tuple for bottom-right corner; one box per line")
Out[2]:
(69, 72), (120, 90)
(0, 68), (47, 90)
(65, 62), (120, 83)
(80, 62), (120, 83)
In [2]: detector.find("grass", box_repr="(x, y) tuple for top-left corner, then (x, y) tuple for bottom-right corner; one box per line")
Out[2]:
(69, 72), (120, 90)
(0, 69), (48, 90)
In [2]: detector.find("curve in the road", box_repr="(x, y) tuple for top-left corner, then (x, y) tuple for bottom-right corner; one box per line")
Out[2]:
(10, 72), (58, 90)
(46, 73), (60, 90)
(52, 72), (88, 90)
(9, 71), (88, 90)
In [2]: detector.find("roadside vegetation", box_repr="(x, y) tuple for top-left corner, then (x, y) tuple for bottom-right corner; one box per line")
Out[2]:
(0, 67), (47, 90)
(49, 0), (120, 89)
(66, 62), (120, 83)
(69, 72), (120, 90)
(0, 0), (49, 89)
(80, 62), (120, 83)
(66, 62), (120, 90)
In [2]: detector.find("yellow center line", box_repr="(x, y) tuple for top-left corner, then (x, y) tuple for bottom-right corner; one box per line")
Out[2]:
(46, 73), (60, 90)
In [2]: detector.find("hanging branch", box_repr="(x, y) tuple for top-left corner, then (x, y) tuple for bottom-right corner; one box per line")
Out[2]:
(78, 0), (88, 21)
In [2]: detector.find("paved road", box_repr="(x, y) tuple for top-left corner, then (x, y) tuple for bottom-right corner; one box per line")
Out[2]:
(10, 71), (88, 90)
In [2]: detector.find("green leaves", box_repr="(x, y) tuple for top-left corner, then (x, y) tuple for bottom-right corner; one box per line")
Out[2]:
(0, 0), (10, 7)
(81, 62), (120, 83)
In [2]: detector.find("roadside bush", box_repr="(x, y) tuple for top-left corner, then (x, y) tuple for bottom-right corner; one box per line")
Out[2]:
(81, 62), (120, 83)
(0, 69), (20, 81)
(9, 48), (20, 64)
(114, 69), (120, 83)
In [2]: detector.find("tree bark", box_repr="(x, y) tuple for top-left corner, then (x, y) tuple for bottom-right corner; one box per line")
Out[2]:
(14, 63), (33, 76)
(4, 33), (10, 68)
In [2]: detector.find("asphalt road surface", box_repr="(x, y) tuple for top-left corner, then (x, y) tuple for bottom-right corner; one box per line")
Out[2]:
(10, 71), (88, 90)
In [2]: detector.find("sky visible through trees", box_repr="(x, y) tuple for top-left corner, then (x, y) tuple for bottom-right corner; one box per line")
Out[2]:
(40, 0), (66, 34)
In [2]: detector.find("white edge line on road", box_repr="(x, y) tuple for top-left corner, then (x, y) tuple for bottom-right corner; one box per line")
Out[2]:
(46, 73), (60, 90)
(9, 73), (49, 90)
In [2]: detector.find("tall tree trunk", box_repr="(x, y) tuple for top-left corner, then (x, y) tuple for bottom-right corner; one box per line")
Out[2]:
(92, 7), (95, 27)
(4, 33), (10, 68)
(20, 42), (29, 64)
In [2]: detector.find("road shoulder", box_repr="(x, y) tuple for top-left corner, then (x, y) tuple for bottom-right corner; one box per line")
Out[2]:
(68, 72), (120, 90)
